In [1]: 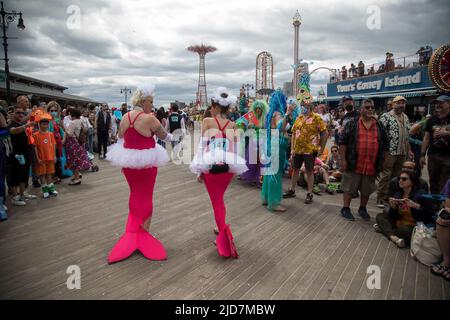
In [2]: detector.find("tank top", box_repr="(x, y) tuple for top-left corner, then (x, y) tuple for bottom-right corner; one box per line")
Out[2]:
(123, 112), (155, 150)
(207, 117), (233, 153)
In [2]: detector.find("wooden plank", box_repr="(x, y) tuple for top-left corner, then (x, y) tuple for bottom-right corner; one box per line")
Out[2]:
(342, 230), (382, 300)
(289, 222), (360, 300)
(0, 159), (443, 300)
(191, 207), (329, 300)
(217, 208), (340, 300)
(313, 226), (367, 299)
(355, 235), (390, 300)
(385, 249), (408, 300)
(371, 241), (398, 300)
(276, 218), (356, 299)
(241, 209), (347, 300)
(400, 253), (418, 300)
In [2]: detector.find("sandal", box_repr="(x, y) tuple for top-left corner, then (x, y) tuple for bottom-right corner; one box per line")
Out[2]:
(431, 264), (449, 276)
(390, 235), (405, 248)
(271, 205), (287, 212)
(68, 179), (81, 185)
(213, 227), (219, 235)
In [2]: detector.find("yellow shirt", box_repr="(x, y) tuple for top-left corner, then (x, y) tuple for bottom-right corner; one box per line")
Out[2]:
(292, 113), (327, 154)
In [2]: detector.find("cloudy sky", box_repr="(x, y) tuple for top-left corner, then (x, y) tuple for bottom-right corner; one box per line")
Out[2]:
(7, 0), (450, 106)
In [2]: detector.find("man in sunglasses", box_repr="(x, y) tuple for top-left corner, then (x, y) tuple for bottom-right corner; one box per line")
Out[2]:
(339, 99), (389, 221)
(7, 97), (37, 206)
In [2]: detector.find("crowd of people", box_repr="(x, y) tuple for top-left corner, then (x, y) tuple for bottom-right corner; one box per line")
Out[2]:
(330, 46), (434, 82)
(222, 91), (450, 280)
(1, 88), (449, 281)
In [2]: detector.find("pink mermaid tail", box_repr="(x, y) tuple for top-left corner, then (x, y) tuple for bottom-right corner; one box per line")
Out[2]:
(203, 172), (239, 258)
(108, 167), (166, 263)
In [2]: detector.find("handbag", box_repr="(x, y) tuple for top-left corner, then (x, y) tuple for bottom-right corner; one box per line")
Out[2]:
(410, 223), (442, 267)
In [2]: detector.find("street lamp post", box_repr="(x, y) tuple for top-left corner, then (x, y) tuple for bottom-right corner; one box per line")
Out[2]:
(1, 1), (25, 105)
(120, 87), (132, 106)
(243, 83), (254, 101)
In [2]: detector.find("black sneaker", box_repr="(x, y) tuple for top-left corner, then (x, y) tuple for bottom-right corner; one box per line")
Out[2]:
(283, 189), (296, 198)
(341, 207), (355, 221)
(358, 207), (371, 221)
(305, 193), (313, 204)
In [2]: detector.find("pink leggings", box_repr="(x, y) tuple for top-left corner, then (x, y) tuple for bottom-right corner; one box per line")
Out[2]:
(203, 172), (238, 258)
(108, 167), (166, 263)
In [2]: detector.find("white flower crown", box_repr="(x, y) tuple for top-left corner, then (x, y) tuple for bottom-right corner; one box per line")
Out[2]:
(211, 87), (237, 107)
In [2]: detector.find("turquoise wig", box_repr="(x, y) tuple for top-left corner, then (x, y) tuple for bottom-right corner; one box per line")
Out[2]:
(264, 90), (286, 158)
(251, 100), (269, 124)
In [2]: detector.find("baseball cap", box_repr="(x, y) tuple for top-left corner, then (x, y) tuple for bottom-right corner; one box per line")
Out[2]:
(341, 95), (353, 102)
(433, 95), (450, 103)
(392, 96), (406, 103)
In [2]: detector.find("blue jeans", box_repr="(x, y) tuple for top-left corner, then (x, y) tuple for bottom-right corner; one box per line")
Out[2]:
(85, 128), (94, 154)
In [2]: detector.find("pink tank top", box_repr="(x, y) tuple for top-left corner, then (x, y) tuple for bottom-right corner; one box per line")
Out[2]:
(123, 112), (155, 150)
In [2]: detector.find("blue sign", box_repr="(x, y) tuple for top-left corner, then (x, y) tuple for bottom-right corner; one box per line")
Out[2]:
(327, 66), (434, 97)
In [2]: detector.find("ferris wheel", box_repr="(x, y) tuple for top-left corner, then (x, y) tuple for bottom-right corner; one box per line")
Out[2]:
(429, 43), (450, 92)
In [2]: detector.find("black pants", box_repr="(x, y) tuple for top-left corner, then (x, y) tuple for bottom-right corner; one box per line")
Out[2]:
(97, 131), (109, 157)
(376, 209), (414, 244)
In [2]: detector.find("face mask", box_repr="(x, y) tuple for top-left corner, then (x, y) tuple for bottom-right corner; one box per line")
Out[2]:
(300, 106), (308, 115)
(51, 112), (58, 118)
(344, 104), (353, 112)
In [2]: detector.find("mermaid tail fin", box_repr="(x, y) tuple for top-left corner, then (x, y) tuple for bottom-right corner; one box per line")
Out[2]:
(107, 227), (167, 264)
(216, 225), (238, 259)
(136, 228), (167, 261)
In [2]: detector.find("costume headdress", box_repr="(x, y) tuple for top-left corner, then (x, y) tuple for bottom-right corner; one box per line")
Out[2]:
(296, 72), (313, 105)
(211, 87), (237, 107)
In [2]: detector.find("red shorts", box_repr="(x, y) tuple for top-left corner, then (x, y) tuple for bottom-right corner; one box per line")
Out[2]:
(35, 160), (55, 176)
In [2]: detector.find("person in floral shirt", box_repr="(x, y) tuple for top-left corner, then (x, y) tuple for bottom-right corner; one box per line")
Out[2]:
(283, 102), (328, 204)
(377, 96), (412, 208)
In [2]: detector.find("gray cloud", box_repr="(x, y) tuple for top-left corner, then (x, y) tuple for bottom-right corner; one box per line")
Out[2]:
(5, 0), (449, 106)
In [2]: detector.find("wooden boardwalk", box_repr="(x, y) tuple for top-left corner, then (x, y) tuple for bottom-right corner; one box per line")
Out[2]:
(0, 156), (449, 300)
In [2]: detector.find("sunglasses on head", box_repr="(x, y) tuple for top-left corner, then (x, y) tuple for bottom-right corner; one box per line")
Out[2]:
(399, 176), (409, 181)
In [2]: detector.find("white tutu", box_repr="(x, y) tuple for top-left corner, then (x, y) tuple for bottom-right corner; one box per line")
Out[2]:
(106, 138), (169, 169)
(189, 149), (248, 175)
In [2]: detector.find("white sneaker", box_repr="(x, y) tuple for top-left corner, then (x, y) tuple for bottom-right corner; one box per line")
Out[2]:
(43, 192), (50, 199)
(3, 204), (7, 211)
(12, 196), (27, 206)
(23, 192), (37, 200)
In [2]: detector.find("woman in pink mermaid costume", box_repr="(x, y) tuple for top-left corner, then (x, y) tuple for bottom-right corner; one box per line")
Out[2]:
(190, 87), (248, 258)
(106, 85), (173, 263)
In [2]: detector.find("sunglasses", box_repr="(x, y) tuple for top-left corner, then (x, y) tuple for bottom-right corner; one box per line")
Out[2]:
(49, 109), (57, 112)
(15, 111), (25, 115)
(399, 177), (409, 181)
(365, 106), (375, 110)
(332, 150), (338, 153)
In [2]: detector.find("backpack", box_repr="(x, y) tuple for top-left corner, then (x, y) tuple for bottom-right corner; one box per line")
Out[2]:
(78, 121), (89, 145)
